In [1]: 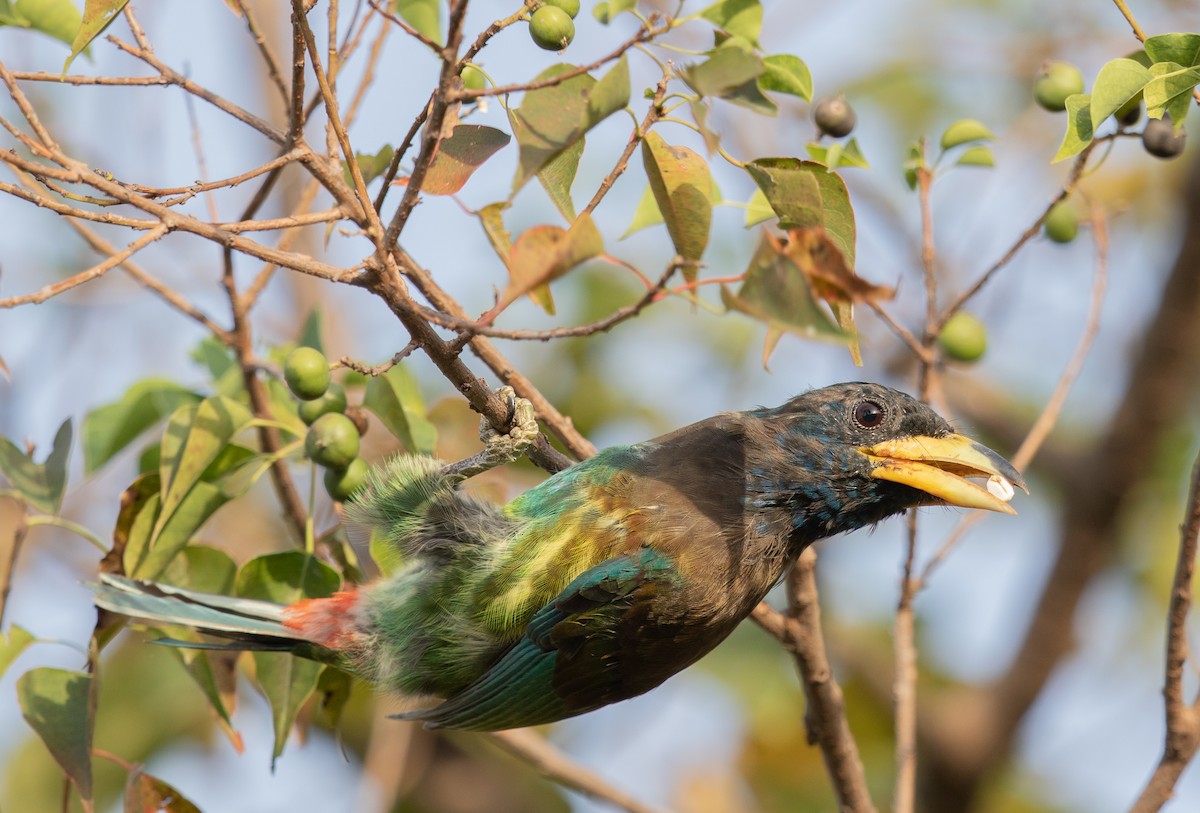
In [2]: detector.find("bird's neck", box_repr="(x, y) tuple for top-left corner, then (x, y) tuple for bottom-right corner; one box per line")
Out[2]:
(743, 436), (903, 549)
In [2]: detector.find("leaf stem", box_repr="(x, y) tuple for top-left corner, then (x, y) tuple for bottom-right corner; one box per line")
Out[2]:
(25, 515), (108, 553)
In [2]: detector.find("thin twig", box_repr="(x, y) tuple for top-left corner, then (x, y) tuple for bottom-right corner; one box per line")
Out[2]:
(50, 206), (231, 339)
(108, 35), (286, 145)
(335, 341), (419, 377)
(292, 0), (376, 235)
(1112, 0), (1148, 41)
(936, 139), (1101, 331)
(367, 0), (442, 55)
(580, 70), (670, 219)
(391, 247), (598, 462)
(488, 729), (672, 813)
(0, 225), (169, 308)
(460, 4), (535, 64)
(893, 511), (920, 813)
(918, 204), (1110, 586)
(456, 21), (667, 101)
(230, 0), (290, 102)
(181, 83), (220, 224)
(413, 265), (676, 341)
(749, 549), (879, 813)
(10, 72), (169, 86)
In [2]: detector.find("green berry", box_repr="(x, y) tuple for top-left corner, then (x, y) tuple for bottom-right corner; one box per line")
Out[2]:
(541, 0), (580, 18)
(1034, 61), (1084, 112)
(461, 63), (486, 91)
(1143, 115), (1186, 159)
(1044, 201), (1079, 244)
(297, 383), (348, 425)
(813, 95), (856, 138)
(284, 347), (330, 401)
(305, 413), (360, 469)
(324, 457), (369, 502)
(529, 6), (574, 51)
(939, 312), (988, 363)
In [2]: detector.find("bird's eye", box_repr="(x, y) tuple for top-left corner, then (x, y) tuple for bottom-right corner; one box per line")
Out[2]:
(852, 399), (887, 429)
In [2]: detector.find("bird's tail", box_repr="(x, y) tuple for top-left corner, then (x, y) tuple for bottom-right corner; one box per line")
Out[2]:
(93, 574), (327, 652)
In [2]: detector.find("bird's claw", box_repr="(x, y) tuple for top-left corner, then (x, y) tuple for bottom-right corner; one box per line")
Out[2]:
(477, 386), (538, 464)
(443, 387), (539, 479)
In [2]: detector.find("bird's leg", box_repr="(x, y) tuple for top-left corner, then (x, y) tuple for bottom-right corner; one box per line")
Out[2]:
(442, 386), (540, 479)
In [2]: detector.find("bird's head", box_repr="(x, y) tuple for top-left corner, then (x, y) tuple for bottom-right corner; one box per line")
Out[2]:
(754, 382), (1026, 532)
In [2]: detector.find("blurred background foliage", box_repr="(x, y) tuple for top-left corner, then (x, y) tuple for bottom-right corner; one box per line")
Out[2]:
(3, 1), (1200, 812)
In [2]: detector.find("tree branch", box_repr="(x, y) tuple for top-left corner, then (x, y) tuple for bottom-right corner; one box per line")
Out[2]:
(1128, 450), (1200, 813)
(750, 549), (878, 813)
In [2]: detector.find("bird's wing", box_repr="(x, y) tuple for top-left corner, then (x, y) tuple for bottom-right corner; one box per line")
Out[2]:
(394, 547), (681, 731)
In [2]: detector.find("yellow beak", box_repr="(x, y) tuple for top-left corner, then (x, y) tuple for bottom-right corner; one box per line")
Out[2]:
(863, 434), (1028, 514)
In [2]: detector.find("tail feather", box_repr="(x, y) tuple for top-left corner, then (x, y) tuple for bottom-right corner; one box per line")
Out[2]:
(93, 574), (305, 645)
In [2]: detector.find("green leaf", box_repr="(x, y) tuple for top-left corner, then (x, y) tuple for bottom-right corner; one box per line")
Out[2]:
(394, 0), (440, 44)
(720, 73), (777, 115)
(297, 309), (324, 352)
(1, 0), (83, 50)
(17, 667), (94, 806)
(681, 46), (764, 98)
(537, 137), (584, 221)
(190, 338), (242, 397)
(478, 201), (513, 265)
(119, 397), (255, 577)
(342, 144), (395, 187)
(153, 397), (252, 549)
(124, 482), (228, 579)
(1145, 33), (1200, 68)
(623, 175), (721, 238)
(955, 145), (994, 167)
(1090, 58), (1152, 130)
(805, 137), (869, 169)
(236, 552), (340, 763)
(1052, 93), (1093, 163)
(124, 765), (202, 813)
(939, 118), (994, 150)
(0, 419), (71, 514)
(316, 666), (354, 730)
(266, 378), (306, 439)
(700, 0), (762, 45)
(123, 447), (276, 579)
(758, 54), (812, 101)
(592, 0), (634, 24)
(902, 141), (924, 191)
(83, 379), (201, 473)
(64, 0), (123, 69)
(744, 158), (856, 265)
(641, 131), (713, 267)
(721, 233), (848, 362)
(510, 58), (630, 193)
(363, 365), (437, 455)
(422, 125), (510, 195)
(743, 187), (774, 227)
(0, 625), (35, 680)
(0, 0), (30, 26)
(1144, 61), (1200, 125)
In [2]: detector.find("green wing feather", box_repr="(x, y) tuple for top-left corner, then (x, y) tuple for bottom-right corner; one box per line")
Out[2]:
(396, 547), (680, 730)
